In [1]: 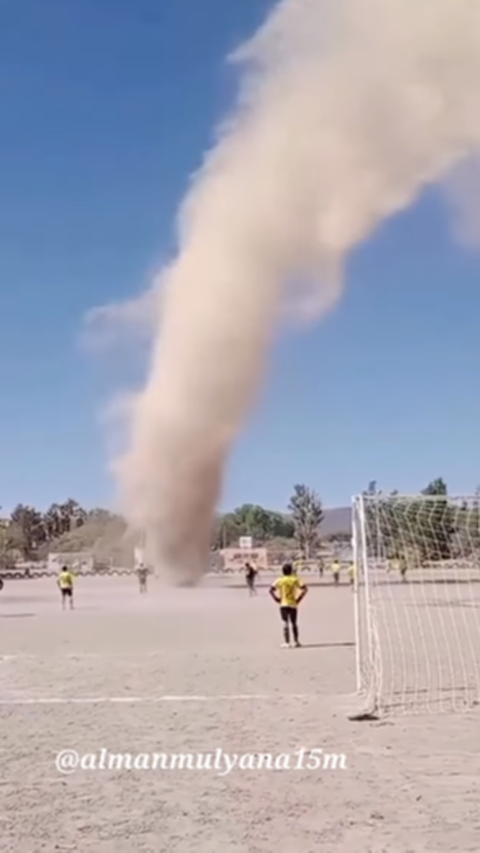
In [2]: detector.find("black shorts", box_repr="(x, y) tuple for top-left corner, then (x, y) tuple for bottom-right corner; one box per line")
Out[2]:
(280, 606), (297, 623)
(61, 588), (72, 597)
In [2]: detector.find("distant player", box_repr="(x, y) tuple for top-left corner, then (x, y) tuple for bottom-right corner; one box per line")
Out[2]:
(317, 557), (324, 578)
(269, 562), (308, 648)
(348, 562), (355, 588)
(294, 556), (304, 575)
(57, 565), (74, 610)
(331, 559), (340, 585)
(136, 563), (148, 594)
(245, 562), (257, 596)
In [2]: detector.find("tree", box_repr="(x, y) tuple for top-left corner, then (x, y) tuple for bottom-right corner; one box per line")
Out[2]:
(422, 478), (448, 497)
(452, 487), (480, 559)
(362, 479), (457, 564)
(62, 499), (86, 530)
(9, 504), (47, 559)
(212, 504), (295, 549)
(233, 504), (272, 541)
(43, 500), (87, 542)
(232, 504), (294, 542)
(212, 512), (243, 549)
(375, 478), (454, 563)
(267, 511), (295, 540)
(288, 484), (324, 558)
(0, 520), (24, 565)
(44, 503), (63, 540)
(416, 478), (455, 561)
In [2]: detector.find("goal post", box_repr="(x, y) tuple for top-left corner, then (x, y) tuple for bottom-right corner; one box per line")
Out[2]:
(353, 493), (480, 715)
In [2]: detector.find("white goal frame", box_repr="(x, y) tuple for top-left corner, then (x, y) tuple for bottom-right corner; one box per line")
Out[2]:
(352, 493), (480, 716)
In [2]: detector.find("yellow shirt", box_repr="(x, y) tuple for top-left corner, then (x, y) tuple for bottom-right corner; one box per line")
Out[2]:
(58, 570), (74, 589)
(332, 562), (340, 574)
(273, 575), (305, 607)
(348, 563), (355, 578)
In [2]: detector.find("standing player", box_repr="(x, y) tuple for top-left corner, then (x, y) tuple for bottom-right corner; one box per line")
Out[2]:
(57, 565), (74, 611)
(348, 561), (355, 588)
(245, 562), (258, 596)
(269, 562), (308, 648)
(136, 562), (149, 594)
(331, 559), (341, 585)
(294, 555), (304, 575)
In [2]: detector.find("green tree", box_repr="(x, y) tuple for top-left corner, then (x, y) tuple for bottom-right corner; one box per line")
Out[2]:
(453, 487), (480, 559)
(233, 504), (294, 542)
(233, 504), (272, 541)
(376, 478), (455, 564)
(361, 478), (458, 564)
(288, 484), (324, 558)
(422, 478), (447, 497)
(416, 478), (455, 561)
(212, 512), (243, 549)
(212, 504), (295, 548)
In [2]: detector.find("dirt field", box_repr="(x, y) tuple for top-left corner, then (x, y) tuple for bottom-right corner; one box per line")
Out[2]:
(1, 575), (479, 852)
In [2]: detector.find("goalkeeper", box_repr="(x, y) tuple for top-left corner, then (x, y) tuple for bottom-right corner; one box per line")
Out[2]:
(269, 562), (308, 648)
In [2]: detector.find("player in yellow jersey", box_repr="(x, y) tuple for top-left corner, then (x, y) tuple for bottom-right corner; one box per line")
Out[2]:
(331, 559), (340, 585)
(57, 565), (74, 610)
(269, 563), (308, 648)
(348, 562), (355, 588)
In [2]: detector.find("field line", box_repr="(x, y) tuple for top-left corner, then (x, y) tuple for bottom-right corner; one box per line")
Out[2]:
(0, 693), (317, 706)
(1, 653), (172, 661)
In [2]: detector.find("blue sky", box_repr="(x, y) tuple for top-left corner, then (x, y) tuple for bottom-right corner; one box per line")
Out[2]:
(1, 0), (479, 515)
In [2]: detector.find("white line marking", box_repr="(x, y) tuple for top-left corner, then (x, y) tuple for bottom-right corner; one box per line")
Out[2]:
(1, 653), (168, 661)
(0, 693), (317, 706)
(2, 650), (329, 661)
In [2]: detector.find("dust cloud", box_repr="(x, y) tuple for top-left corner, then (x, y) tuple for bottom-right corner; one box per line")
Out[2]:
(115, 0), (480, 584)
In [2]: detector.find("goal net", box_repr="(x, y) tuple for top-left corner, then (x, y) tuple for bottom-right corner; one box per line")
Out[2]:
(353, 493), (480, 715)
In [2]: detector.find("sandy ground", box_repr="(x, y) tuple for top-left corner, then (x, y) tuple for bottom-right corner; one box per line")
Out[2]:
(1, 575), (480, 852)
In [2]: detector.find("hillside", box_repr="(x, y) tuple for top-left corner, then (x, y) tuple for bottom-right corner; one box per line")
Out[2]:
(320, 506), (352, 537)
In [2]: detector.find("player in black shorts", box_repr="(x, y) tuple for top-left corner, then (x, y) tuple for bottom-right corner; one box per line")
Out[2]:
(136, 563), (148, 594)
(57, 566), (74, 610)
(245, 562), (258, 596)
(269, 563), (308, 648)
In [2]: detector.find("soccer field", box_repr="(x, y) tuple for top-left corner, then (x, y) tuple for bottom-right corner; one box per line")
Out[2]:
(1, 577), (479, 852)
